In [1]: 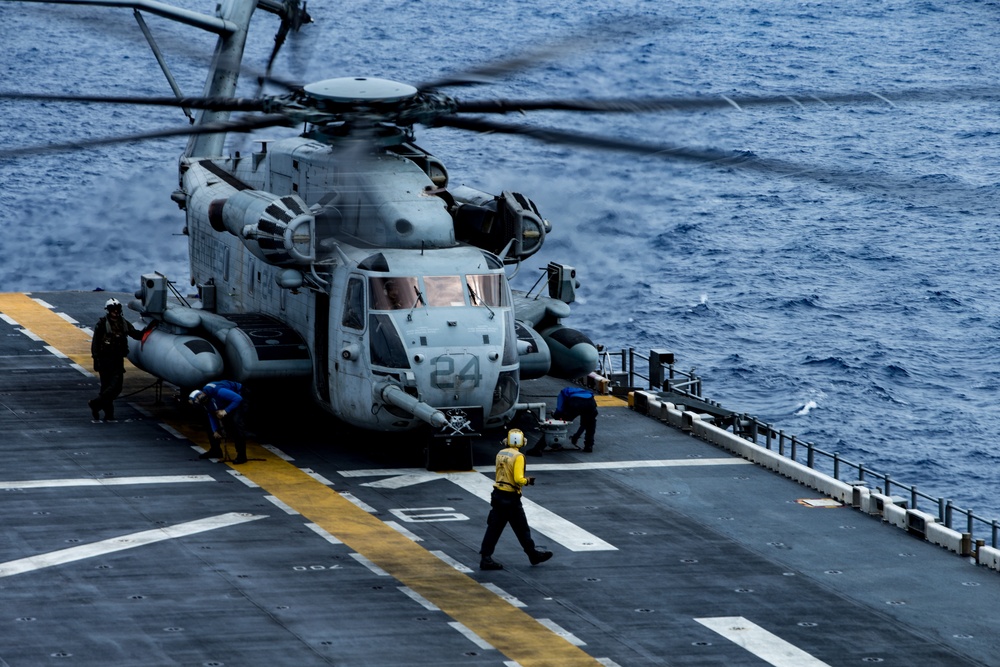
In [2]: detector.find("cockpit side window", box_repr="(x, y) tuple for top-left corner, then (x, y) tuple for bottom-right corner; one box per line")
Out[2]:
(423, 276), (465, 307)
(371, 276), (419, 310)
(343, 276), (365, 330)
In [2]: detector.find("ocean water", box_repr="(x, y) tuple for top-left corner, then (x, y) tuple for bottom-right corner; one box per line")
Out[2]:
(2, 1), (999, 517)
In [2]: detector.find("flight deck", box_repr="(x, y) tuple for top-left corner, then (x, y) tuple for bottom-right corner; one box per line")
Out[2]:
(1, 291), (998, 666)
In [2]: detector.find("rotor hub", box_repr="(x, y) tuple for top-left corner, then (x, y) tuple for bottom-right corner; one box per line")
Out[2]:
(302, 77), (418, 104)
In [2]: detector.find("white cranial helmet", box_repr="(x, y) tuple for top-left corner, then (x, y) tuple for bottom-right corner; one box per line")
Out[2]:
(105, 297), (122, 311)
(506, 428), (525, 448)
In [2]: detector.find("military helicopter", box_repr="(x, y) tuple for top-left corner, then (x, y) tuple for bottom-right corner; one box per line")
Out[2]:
(3, 0), (990, 464)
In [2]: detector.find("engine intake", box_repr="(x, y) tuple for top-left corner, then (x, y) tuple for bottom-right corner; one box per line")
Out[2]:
(208, 190), (316, 266)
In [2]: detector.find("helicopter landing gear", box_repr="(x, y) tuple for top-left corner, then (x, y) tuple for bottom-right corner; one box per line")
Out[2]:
(426, 436), (473, 472)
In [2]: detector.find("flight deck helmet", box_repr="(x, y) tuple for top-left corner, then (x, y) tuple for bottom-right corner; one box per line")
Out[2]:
(505, 428), (526, 449)
(189, 390), (207, 406)
(104, 297), (122, 313)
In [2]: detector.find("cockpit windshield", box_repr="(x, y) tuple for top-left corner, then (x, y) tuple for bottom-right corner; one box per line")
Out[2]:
(369, 274), (508, 310)
(371, 276), (420, 310)
(466, 274), (507, 307)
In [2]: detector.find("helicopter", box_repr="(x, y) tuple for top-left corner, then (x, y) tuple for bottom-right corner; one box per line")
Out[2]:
(3, 0), (992, 465)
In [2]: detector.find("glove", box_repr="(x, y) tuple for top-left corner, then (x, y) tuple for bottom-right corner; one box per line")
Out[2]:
(526, 477), (536, 486)
(215, 409), (227, 419)
(212, 431), (223, 440)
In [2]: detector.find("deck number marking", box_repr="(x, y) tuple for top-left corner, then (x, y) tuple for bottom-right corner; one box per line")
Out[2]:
(389, 507), (469, 522)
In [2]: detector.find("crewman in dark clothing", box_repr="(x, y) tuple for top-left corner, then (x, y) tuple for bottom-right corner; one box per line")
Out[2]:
(89, 298), (143, 421)
(553, 386), (598, 452)
(189, 380), (249, 464)
(478, 428), (553, 571)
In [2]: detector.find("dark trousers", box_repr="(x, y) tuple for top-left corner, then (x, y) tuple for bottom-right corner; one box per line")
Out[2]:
(208, 405), (248, 459)
(479, 489), (536, 557)
(555, 396), (598, 448)
(95, 371), (124, 418)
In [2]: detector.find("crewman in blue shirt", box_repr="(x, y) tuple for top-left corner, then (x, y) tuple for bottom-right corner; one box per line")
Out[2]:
(553, 386), (598, 452)
(478, 428), (553, 571)
(189, 380), (248, 464)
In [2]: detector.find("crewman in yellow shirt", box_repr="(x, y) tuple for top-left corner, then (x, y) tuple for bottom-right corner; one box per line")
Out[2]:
(478, 428), (554, 570)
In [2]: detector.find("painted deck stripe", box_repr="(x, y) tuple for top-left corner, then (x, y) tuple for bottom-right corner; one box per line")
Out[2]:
(0, 475), (215, 489)
(398, 586), (440, 611)
(384, 520), (422, 542)
(304, 522), (343, 545)
(431, 550), (473, 572)
(0, 293), (155, 393)
(448, 621), (495, 650)
(342, 458), (751, 480)
(0, 513), (265, 578)
(481, 583), (526, 607)
(443, 471), (617, 551)
(2, 293), (605, 666)
(695, 616), (832, 667)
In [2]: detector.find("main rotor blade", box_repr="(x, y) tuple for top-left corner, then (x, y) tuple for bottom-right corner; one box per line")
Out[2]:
(0, 114), (292, 159)
(0, 91), (268, 112)
(455, 86), (1000, 115)
(418, 15), (675, 91)
(429, 115), (941, 192)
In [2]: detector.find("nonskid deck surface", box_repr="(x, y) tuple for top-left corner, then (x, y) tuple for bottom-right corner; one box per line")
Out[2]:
(1, 291), (998, 666)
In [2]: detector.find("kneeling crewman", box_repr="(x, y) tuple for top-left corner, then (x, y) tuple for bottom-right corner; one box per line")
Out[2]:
(478, 428), (553, 571)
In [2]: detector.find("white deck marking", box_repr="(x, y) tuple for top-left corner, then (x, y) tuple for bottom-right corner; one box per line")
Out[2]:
(18, 328), (42, 341)
(43, 345), (68, 358)
(695, 616), (832, 667)
(398, 585), (440, 611)
(70, 362), (93, 376)
(0, 513), (266, 578)
(430, 550), (473, 572)
(349, 552), (390, 576)
(480, 583), (525, 607)
(536, 618), (585, 646)
(227, 469), (260, 488)
(300, 468), (335, 485)
(304, 522), (343, 545)
(448, 621), (495, 650)
(0, 475), (215, 490)
(443, 471), (617, 552)
(384, 520), (423, 542)
(30, 298), (54, 309)
(55, 311), (79, 325)
(262, 444), (293, 460)
(265, 495), (299, 515)
(339, 491), (377, 513)
(0, 314), (17, 325)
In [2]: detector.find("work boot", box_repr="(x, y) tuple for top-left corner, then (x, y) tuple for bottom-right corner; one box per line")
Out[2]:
(528, 550), (553, 565)
(233, 454), (248, 464)
(583, 446), (593, 453)
(88, 400), (100, 420)
(479, 556), (504, 571)
(570, 433), (580, 446)
(199, 447), (223, 460)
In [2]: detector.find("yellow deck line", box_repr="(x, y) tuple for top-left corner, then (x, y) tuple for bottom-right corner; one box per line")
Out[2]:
(596, 394), (626, 407)
(0, 293), (601, 667)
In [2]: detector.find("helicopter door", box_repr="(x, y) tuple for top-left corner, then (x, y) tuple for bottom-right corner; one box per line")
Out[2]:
(315, 292), (330, 402)
(333, 275), (369, 421)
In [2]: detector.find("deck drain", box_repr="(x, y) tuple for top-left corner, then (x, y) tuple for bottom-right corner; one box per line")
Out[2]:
(692, 641), (712, 646)
(734, 588), (754, 593)
(680, 559), (698, 564)
(953, 634), (973, 639)
(50, 652), (72, 658)
(635, 608), (654, 613)
(886, 600), (906, 606)
(797, 622), (818, 627)
(824, 570), (843, 575)
(15, 617), (36, 622)
(163, 627), (184, 632)
(585, 577), (601, 582)
(861, 658), (884, 663)
(961, 582), (981, 587)
(629, 531), (647, 535)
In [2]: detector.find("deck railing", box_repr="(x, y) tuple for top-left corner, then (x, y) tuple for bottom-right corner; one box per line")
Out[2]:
(601, 347), (1000, 549)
